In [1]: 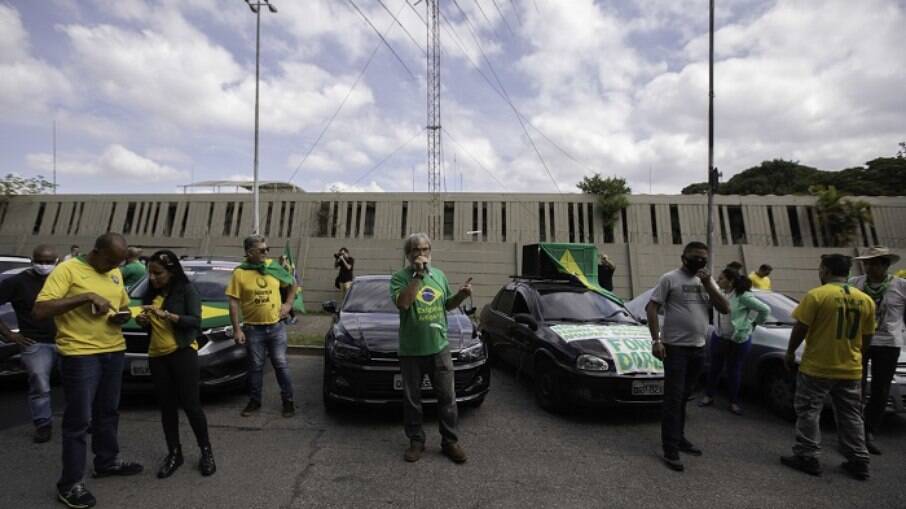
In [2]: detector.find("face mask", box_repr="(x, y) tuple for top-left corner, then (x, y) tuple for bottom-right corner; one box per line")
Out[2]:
(33, 263), (56, 276)
(683, 256), (708, 272)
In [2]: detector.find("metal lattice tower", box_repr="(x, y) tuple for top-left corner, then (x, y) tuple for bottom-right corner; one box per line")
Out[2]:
(426, 0), (443, 198)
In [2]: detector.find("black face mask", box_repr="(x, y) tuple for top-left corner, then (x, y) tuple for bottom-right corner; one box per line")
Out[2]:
(683, 255), (708, 272)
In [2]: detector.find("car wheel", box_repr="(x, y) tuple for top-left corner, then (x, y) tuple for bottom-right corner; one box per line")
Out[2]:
(466, 395), (486, 408)
(534, 357), (568, 414)
(762, 364), (796, 422)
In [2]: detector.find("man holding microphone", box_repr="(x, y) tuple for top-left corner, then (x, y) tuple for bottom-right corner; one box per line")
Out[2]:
(391, 233), (472, 464)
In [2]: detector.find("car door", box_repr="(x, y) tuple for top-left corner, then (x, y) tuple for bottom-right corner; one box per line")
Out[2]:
(484, 288), (518, 366)
(508, 289), (537, 370)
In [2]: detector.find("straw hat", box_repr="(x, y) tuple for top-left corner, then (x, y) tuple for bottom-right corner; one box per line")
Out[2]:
(854, 246), (901, 264)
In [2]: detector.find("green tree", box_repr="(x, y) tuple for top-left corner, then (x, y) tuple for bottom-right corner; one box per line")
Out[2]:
(577, 174), (630, 228)
(809, 185), (872, 247)
(0, 174), (55, 198)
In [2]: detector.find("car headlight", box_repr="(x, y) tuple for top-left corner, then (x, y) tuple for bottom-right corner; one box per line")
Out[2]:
(458, 342), (486, 363)
(332, 340), (367, 361)
(577, 354), (609, 372)
(202, 325), (234, 342)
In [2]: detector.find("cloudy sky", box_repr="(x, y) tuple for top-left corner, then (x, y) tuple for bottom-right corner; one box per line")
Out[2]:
(1, 0), (903, 195)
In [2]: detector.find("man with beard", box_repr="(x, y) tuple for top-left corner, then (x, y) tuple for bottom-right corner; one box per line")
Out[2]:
(646, 241), (730, 472)
(391, 232), (472, 464)
(0, 245), (59, 443)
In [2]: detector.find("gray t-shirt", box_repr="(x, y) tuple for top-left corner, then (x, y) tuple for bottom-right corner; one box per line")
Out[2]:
(849, 275), (906, 348)
(650, 268), (713, 347)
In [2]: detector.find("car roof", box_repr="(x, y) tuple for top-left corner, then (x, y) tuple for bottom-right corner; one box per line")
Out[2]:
(181, 260), (239, 268)
(0, 256), (30, 262)
(353, 275), (391, 282)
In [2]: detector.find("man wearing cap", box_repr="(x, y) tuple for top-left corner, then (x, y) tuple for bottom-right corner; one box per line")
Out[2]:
(748, 264), (773, 290)
(849, 247), (905, 455)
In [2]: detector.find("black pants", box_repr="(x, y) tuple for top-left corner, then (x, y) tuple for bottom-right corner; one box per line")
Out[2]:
(862, 345), (901, 434)
(149, 347), (210, 450)
(661, 344), (704, 455)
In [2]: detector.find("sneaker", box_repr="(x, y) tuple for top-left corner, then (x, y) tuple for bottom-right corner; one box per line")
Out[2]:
(57, 483), (96, 509)
(730, 404), (744, 416)
(404, 441), (425, 463)
(282, 400), (296, 418)
(678, 440), (703, 456)
(866, 441), (882, 455)
(34, 424), (52, 444)
(841, 460), (870, 481)
(92, 459), (143, 478)
(697, 396), (714, 407)
(780, 455), (822, 476)
(241, 399), (261, 417)
(662, 451), (684, 472)
(441, 442), (467, 464)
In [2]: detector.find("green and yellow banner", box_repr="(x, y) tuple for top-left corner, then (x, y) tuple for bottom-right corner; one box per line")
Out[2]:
(538, 243), (622, 305)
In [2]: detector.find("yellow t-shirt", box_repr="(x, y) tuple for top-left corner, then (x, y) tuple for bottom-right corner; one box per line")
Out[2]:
(36, 258), (130, 356)
(792, 283), (876, 380)
(748, 272), (771, 290)
(225, 266), (285, 325)
(148, 294), (197, 357)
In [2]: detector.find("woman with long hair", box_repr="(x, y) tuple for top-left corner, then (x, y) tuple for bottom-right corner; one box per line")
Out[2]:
(135, 250), (215, 478)
(700, 269), (771, 415)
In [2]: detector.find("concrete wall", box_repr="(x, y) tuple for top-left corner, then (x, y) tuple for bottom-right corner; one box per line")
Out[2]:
(1, 192), (904, 308)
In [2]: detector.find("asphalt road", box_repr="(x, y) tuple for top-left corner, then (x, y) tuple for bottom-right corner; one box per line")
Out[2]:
(1, 356), (905, 509)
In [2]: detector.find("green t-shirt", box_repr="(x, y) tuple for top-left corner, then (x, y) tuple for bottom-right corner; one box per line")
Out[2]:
(121, 261), (147, 288)
(390, 267), (453, 357)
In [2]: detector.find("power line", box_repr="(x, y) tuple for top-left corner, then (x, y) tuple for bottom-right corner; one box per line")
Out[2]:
(351, 127), (426, 186)
(489, 0), (516, 37)
(375, 0), (426, 56)
(508, 0), (522, 25)
(288, 2), (407, 184)
(345, 0), (417, 80)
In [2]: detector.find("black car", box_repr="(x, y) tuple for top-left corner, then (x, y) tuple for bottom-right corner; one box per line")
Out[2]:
(480, 277), (664, 413)
(0, 267), (29, 379)
(322, 275), (490, 409)
(122, 260), (247, 392)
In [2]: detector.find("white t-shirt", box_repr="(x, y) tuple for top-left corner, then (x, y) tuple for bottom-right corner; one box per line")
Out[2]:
(849, 275), (906, 348)
(649, 268), (713, 347)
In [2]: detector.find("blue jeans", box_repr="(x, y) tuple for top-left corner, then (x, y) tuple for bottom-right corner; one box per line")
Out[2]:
(58, 352), (125, 489)
(661, 344), (705, 455)
(705, 332), (752, 405)
(246, 323), (294, 403)
(20, 343), (58, 428)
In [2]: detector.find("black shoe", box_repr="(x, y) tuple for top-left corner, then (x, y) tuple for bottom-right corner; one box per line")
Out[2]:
(662, 451), (684, 472)
(780, 455), (822, 476)
(199, 445), (216, 477)
(57, 483), (96, 509)
(34, 424), (52, 444)
(678, 440), (702, 456)
(241, 399), (261, 417)
(866, 441), (881, 455)
(841, 460), (870, 481)
(282, 400), (296, 418)
(156, 447), (184, 479)
(92, 459), (144, 478)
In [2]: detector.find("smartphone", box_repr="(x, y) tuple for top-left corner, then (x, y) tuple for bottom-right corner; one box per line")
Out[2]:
(109, 310), (133, 324)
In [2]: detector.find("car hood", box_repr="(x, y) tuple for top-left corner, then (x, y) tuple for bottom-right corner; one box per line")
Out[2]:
(121, 299), (233, 332)
(545, 322), (663, 375)
(336, 311), (474, 354)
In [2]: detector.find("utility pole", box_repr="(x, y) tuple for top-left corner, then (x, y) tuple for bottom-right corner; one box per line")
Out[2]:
(52, 119), (57, 194)
(245, 0), (277, 235)
(425, 0), (443, 236)
(706, 0), (718, 273)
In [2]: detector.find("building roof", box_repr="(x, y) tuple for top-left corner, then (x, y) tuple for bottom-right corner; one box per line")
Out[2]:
(180, 180), (304, 193)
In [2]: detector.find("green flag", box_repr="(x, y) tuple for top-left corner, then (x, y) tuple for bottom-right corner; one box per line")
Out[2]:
(537, 243), (623, 305)
(280, 245), (306, 313)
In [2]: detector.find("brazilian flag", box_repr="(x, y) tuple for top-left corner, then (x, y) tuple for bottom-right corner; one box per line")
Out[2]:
(531, 243), (623, 305)
(281, 244), (306, 313)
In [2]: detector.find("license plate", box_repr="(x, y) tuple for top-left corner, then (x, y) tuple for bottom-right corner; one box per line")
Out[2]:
(393, 374), (433, 391)
(631, 379), (664, 396)
(130, 359), (150, 376)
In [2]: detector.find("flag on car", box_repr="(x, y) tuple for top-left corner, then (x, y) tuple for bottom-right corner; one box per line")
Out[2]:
(525, 243), (623, 304)
(281, 244), (306, 313)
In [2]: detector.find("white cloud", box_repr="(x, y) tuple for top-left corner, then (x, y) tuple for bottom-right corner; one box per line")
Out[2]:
(27, 145), (188, 181)
(325, 181), (384, 193)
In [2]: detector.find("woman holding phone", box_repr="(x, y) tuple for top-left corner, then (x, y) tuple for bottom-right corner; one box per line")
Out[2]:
(135, 250), (215, 478)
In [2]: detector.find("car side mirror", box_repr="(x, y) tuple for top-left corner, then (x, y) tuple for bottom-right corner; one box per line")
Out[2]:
(514, 313), (538, 331)
(322, 300), (338, 314)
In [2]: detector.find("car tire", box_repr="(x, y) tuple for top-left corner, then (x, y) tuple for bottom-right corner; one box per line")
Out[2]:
(762, 364), (796, 422)
(534, 357), (569, 414)
(466, 395), (486, 408)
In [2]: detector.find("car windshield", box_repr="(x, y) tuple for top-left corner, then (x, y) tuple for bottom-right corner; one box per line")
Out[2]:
(539, 289), (638, 324)
(752, 291), (797, 325)
(342, 279), (399, 314)
(128, 265), (234, 301)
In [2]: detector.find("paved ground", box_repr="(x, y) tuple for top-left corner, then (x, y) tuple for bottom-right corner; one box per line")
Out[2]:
(1, 357), (905, 509)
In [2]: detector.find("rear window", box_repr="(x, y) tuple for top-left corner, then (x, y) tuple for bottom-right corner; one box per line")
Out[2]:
(0, 260), (30, 273)
(129, 266), (234, 301)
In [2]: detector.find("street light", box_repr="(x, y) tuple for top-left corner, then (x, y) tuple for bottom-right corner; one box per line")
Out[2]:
(245, 0), (278, 235)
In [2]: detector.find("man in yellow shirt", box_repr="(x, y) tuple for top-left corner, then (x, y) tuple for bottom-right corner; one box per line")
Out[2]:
(33, 233), (143, 509)
(748, 264), (773, 290)
(228, 235), (298, 418)
(781, 254), (875, 481)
